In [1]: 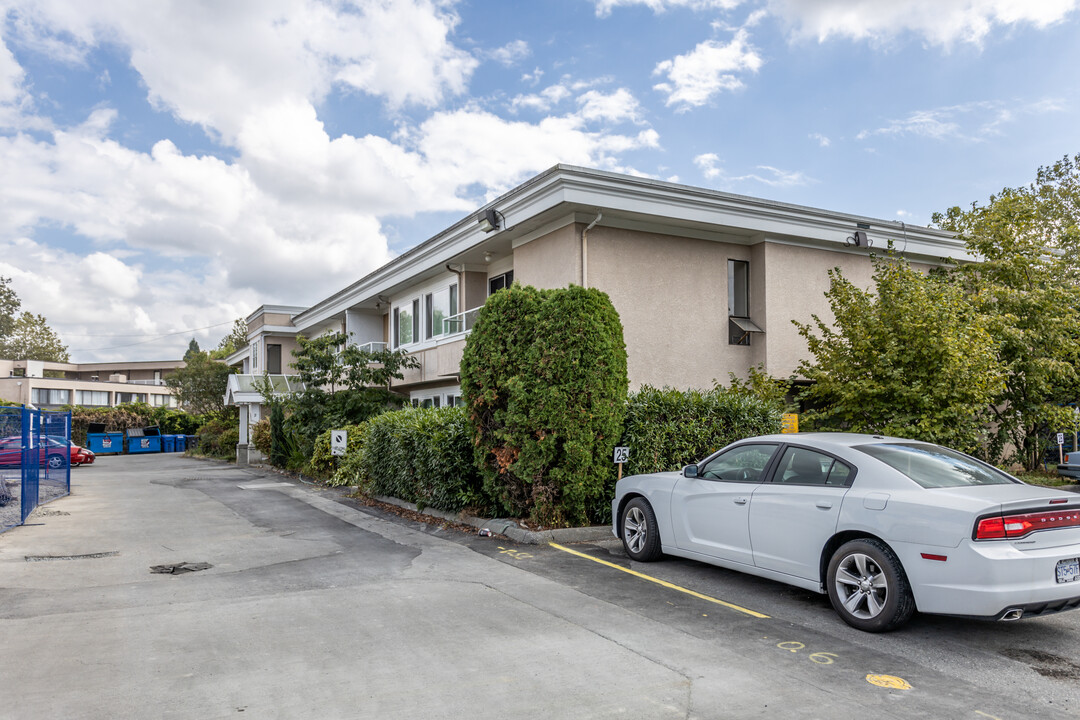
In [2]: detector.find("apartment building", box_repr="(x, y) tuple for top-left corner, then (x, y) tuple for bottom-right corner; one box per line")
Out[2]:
(0, 358), (183, 409)
(227, 165), (968, 464)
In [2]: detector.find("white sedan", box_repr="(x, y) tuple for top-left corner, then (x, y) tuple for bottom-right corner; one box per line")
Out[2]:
(612, 433), (1080, 632)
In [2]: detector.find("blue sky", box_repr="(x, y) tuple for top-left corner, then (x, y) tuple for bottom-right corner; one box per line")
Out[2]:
(1, 0), (1078, 361)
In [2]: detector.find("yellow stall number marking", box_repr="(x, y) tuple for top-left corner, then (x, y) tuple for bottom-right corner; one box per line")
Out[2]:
(776, 641), (838, 665)
(866, 674), (911, 690)
(497, 546), (533, 560)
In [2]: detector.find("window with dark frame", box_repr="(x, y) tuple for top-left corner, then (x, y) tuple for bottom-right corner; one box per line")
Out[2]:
(488, 270), (514, 295)
(728, 259), (752, 346)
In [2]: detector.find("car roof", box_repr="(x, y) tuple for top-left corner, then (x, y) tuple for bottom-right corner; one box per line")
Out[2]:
(738, 432), (923, 452)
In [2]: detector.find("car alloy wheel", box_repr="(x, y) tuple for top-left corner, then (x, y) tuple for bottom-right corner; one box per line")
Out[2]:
(47, 453), (66, 470)
(826, 538), (915, 632)
(620, 497), (663, 562)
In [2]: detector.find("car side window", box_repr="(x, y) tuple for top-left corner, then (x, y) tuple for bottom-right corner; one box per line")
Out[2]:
(774, 446), (852, 486)
(699, 444), (779, 483)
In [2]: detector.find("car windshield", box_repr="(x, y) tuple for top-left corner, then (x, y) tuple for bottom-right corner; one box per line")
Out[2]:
(855, 442), (1017, 488)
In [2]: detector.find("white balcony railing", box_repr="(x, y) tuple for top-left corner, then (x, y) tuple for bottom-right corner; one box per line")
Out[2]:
(354, 341), (388, 354)
(441, 307), (481, 338)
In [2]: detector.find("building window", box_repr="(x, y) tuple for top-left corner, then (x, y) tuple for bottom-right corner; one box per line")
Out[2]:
(394, 299), (420, 348)
(728, 260), (753, 346)
(116, 392), (147, 405)
(75, 390), (110, 406)
(425, 283), (459, 339)
(32, 388), (70, 405)
(252, 342), (259, 371)
(488, 270), (514, 295)
(728, 260), (749, 318)
(267, 344), (282, 374)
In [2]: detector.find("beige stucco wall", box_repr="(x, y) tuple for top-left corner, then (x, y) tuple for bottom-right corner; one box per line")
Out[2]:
(393, 338), (467, 389)
(583, 225), (754, 391)
(513, 223), (580, 290)
(759, 242), (876, 379)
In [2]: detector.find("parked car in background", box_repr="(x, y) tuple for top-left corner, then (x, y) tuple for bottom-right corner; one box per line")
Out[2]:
(1057, 452), (1080, 479)
(613, 433), (1080, 632)
(0, 436), (95, 469)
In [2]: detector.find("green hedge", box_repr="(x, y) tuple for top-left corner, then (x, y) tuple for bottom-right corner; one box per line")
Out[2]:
(460, 283), (628, 527)
(309, 423), (368, 484)
(620, 385), (784, 476)
(335, 406), (487, 513)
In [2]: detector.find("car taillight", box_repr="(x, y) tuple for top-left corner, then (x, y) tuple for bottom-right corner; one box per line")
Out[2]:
(976, 509), (1080, 540)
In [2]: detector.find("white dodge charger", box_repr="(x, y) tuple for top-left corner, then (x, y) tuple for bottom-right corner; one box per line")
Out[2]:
(612, 433), (1080, 632)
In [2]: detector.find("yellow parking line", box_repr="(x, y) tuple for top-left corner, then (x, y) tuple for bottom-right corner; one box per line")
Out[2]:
(548, 542), (770, 619)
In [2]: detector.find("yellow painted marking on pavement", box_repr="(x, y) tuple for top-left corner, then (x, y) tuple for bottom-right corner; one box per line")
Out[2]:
(974, 711), (1002, 720)
(778, 641), (805, 652)
(548, 542), (769, 619)
(866, 674), (911, 690)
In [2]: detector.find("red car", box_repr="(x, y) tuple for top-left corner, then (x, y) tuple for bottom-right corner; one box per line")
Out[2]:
(0, 436), (96, 469)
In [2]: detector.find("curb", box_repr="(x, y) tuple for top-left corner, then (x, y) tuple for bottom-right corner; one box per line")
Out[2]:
(372, 495), (613, 545)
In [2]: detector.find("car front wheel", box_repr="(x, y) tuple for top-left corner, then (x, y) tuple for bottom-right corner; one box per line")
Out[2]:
(826, 538), (915, 632)
(621, 497), (663, 562)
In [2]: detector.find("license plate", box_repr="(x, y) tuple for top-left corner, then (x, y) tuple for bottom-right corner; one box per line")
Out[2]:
(1056, 558), (1080, 584)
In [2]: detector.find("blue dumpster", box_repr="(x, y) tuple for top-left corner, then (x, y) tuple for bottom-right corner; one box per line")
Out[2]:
(127, 426), (162, 454)
(87, 424), (125, 455)
(162, 435), (176, 452)
(175, 435), (187, 452)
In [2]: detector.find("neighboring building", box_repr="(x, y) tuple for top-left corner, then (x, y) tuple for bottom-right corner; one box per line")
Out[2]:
(228, 164), (968, 464)
(0, 358), (183, 409)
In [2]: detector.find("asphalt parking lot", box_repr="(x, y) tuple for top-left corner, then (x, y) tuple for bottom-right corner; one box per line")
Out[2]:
(2, 455), (1078, 719)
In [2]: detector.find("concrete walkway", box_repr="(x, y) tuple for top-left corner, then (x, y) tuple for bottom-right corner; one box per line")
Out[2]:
(1, 454), (929, 719)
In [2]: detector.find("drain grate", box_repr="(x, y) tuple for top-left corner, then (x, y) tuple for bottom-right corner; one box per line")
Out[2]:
(25, 551), (119, 562)
(150, 561), (213, 574)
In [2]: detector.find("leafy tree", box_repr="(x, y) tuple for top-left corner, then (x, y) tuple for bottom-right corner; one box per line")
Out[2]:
(283, 331), (418, 455)
(165, 351), (235, 416)
(0, 276), (69, 362)
(183, 339), (201, 361)
(461, 283), (629, 526)
(215, 318), (248, 356)
(934, 152), (1080, 467)
(794, 253), (1003, 456)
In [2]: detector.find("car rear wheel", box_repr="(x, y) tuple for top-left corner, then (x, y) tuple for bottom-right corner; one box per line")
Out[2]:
(47, 453), (67, 470)
(621, 497), (663, 562)
(827, 538), (915, 632)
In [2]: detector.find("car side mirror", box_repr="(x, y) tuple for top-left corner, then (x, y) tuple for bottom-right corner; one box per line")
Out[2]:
(683, 464), (699, 478)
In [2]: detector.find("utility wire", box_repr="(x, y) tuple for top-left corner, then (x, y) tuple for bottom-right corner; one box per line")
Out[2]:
(67, 320), (234, 353)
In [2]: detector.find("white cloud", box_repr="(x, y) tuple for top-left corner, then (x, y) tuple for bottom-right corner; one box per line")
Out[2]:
(593, 0), (744, 17)
(577, 88), (644, 124)
(511, 84), (574, 113)
(694, 153), (810, 187)
(694, 152), (723, 179)
(857, 98), (1063, 142)
(489, 39), (530, 66)
(767, 0), (1079, 47)
(809, 132), (830, 147)
(4, 0), (479, 142)
(653, 28), (763, 109)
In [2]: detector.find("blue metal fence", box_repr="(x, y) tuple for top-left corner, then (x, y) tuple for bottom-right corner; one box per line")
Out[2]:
(1, 406), (72, 534)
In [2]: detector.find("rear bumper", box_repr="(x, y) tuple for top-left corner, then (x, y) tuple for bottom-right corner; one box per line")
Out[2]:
(1057, 464), (1080, 479)
(895, 537), (1080, 619)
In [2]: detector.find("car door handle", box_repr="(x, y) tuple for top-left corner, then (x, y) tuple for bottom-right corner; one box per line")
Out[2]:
(734, 497), (748, 505)
(816, 500), (833, 510)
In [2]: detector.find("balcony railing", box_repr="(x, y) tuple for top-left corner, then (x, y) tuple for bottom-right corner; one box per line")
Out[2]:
(441, 307), (481, 337)
(353, 341), (388, 354)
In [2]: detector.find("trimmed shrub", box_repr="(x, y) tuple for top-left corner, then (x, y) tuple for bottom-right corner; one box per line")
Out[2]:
(309, 423), (367, 483)
(461, 283), (628, 527)
(196, 416), (239, 460)
(620, 385), (784, 476)
(346, 406), (487, 513)
(251, 418), (271, 456)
